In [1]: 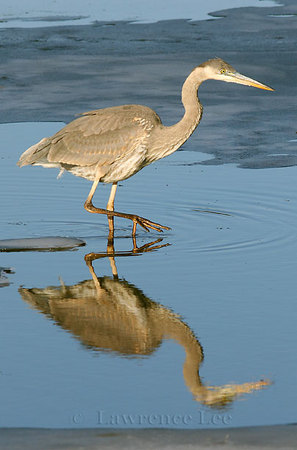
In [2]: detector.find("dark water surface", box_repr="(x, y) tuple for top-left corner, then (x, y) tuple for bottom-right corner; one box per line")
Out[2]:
(1, 0), (297, 431)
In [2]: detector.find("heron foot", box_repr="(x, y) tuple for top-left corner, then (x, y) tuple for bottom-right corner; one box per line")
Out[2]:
(131, 215), (171, 235)
(84, 200), (170, 235)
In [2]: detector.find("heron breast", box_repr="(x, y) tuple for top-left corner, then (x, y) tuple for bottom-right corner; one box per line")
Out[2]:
(100, 144), (148, 183)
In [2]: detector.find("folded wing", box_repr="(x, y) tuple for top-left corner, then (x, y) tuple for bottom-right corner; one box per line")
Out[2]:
(17, 105), (162, 169)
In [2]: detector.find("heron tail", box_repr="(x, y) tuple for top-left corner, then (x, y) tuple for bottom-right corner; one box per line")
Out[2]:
(17, 137), (51, 167)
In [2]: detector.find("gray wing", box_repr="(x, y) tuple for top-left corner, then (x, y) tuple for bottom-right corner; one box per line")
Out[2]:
(18, 105), (162, 168)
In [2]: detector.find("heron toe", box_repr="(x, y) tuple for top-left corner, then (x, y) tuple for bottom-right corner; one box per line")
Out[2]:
(132, 214), (171, 235)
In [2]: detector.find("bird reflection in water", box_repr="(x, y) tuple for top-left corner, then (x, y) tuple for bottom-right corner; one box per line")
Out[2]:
(19, 237), (270, 409)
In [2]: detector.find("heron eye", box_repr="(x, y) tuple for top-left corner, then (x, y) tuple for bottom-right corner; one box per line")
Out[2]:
(220, 68), (226, 74)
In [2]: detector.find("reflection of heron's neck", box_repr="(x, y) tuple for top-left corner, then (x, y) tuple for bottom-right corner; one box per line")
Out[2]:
(161, 313), (204, 391)
(183, 342), (204, 393)
(168, 317), (271, 406)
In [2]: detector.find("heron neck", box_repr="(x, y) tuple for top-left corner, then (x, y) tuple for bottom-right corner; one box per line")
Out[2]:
(150, 67), (206, 162)
(181, 68), (204, 119)
(179, 69), (204, 132)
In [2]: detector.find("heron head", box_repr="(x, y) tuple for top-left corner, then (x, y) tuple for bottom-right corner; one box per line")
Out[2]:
(200, 58), (274, 91)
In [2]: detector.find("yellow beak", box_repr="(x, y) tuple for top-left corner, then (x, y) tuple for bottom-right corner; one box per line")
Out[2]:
(228, 72), (274, 91)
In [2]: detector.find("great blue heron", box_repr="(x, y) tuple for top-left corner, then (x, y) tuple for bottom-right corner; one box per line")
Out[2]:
(17, 58), (273, 235)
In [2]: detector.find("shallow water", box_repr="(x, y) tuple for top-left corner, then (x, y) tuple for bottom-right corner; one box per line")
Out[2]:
(1, 122), (297, 429)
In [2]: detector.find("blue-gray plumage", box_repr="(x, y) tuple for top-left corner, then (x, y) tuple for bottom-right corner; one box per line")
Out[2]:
(17, 58), (273, 235)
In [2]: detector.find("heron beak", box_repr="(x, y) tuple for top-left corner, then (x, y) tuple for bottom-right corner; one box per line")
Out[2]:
(228, 72), (274, 91)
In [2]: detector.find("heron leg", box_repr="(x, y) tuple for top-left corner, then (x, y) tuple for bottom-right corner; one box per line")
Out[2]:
(84, 179), (171, 236)
(106, 182), (117, 239)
